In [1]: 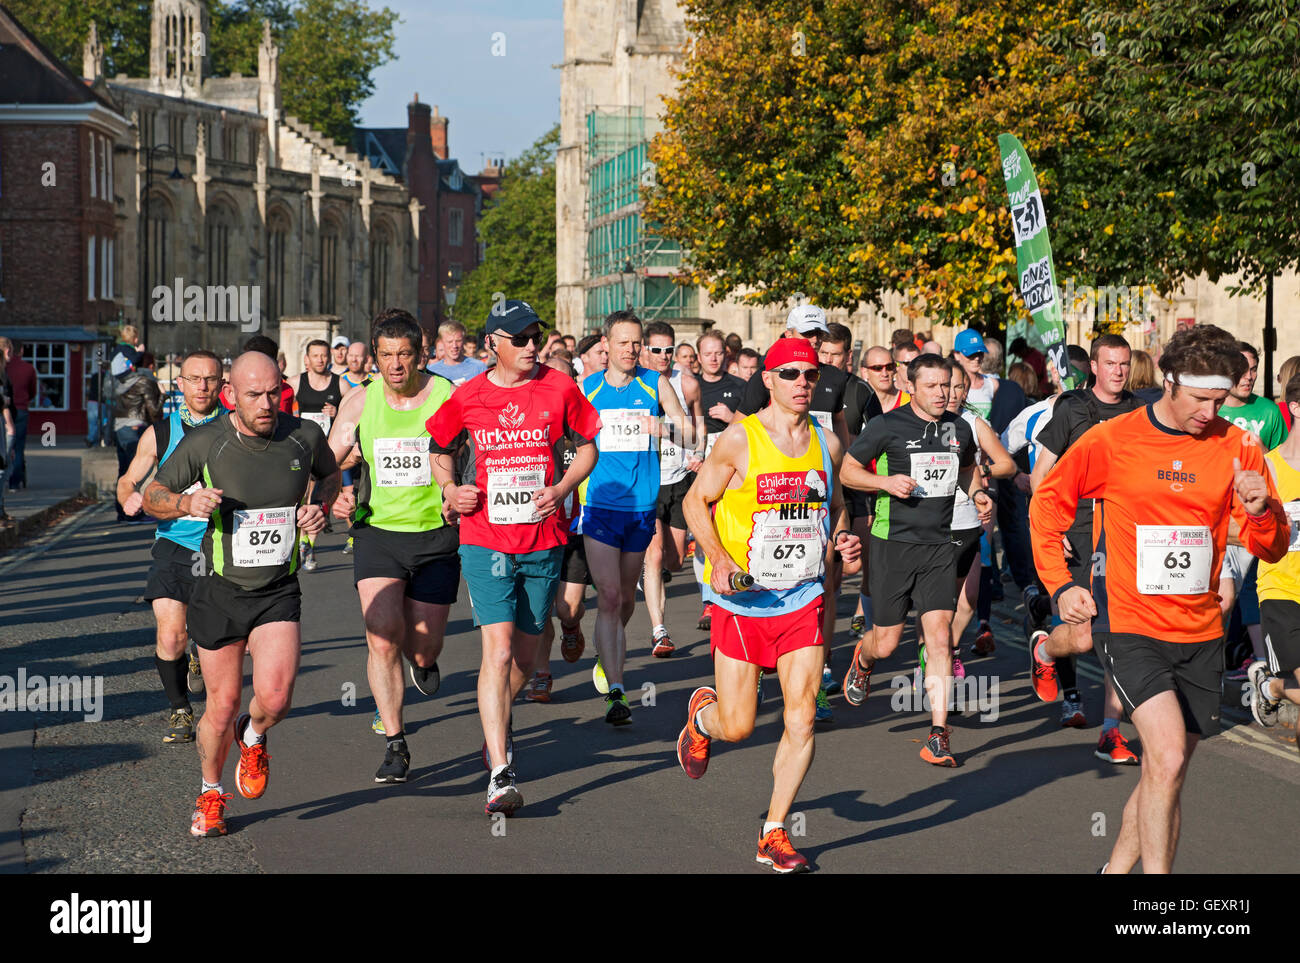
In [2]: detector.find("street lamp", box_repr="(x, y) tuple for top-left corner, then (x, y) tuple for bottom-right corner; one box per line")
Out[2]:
(620, 259), (637, 310)
(140, 143), (184, 347)
(445, 273), (457, 319)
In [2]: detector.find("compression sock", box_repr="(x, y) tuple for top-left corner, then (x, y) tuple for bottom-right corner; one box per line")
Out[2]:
(155, 654), (190, 710)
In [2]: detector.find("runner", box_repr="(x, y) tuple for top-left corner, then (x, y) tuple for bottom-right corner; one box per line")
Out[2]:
(428, 299), (601, 814)
(1030, 323), (1286, 873)
(840, 353), (990, 766)
(427, 320), (487, 386)
(293, 340), (344, 571)
(1027, 334), (1142, 758)
(675, 342), (700, 377)
(329, 335), (350, 377)
(641, 320), (705, 659)
(116, 349), (223, 743)
(338, 341), (372, 556)
(580, 311), (694, 723)
(143, 350), (339, 838)
(327, 309), (458, 783)
(1252, 371), (1300, 730)
(576, 333), (607, 380)
(677, 336), (861, 872)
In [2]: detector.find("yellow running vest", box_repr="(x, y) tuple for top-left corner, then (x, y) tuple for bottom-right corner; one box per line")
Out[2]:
(1258, 447), (1300, 602)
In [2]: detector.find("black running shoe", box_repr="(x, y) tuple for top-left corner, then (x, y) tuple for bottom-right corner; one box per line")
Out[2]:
(485, 766), (523, 815)
(375, 739), (410, 783)
(605, 689), (632, 726)
(409, 660), (441, 697)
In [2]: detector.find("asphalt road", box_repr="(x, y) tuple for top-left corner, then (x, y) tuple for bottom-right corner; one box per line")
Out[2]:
(2, 505), (1298, 874)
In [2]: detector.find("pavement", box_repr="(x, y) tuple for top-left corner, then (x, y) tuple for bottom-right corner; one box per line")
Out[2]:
(1, 515), (1298, 874)
(0, 435), (104, 554)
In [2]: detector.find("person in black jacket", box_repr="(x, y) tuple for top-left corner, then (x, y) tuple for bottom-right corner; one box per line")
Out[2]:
(114, 353), (163, 522)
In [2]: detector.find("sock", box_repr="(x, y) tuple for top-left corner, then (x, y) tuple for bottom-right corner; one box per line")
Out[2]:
(243, 718), (264, 746)
(201, 780), (223, 795)
(155, 654), (190, 711)
(1064, 688), (1081, 702)
(694, 708), (711, 738)
(385, 731), (406, 746)
(930, 725), (946, 736)
(490, 763), (509, 780)
(762, 820), (783, 836)
(1102, 717), (1120, 733)
(653, 624), (667, 638)
(609, 683), (624, 697)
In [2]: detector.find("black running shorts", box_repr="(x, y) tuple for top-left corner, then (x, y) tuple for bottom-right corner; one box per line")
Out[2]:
(655, 475), (693, 531)
(143, 537), (200, 605)
(1261, 599), (1300, 674)
(1094, 632), (1223, 736)
(952, 527), (982, 580)
(351, 525), (459, 605)
(868, 535), (957, 626)
(845, 487), (872, 522)
(560, 534), (592, 586)
(188, 573), (302, 650)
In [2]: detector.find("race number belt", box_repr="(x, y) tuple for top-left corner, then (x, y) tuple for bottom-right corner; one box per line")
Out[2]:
(1135, 525), (1212, 595)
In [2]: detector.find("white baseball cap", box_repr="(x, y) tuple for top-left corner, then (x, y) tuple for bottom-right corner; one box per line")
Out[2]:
(331, 335), (349, 348)
(785, 304), (829, 334)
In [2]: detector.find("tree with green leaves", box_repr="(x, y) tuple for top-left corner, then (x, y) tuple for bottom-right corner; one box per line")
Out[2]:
(453, 126), (559, 335)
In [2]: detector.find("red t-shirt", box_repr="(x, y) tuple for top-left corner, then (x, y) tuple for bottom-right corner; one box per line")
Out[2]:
(427, 365), (601, 553)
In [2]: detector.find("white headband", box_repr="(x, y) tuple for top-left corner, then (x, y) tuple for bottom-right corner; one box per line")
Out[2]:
(1165, 372), (1234, 390)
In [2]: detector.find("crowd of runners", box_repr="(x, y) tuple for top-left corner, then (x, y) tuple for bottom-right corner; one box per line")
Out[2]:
(114, 300), (1299, 874)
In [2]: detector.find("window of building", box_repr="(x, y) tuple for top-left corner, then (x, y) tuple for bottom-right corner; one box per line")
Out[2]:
(141, 110), (156, 151)
(222, 124), (239, 163)
(266, 210), (288, 324)
(369, 227), (390, 317)
(87, 236), (96, 300)
(101, 235), (111, 301)
(89, 132), (97, 199)
(448, 208), (463, 247)
(147, 207), (169, 314)
(207, 205), (232, 289)
(106, 137), (113, 200)
(25, 342), (69, 411)
(169, 113), (184, 154)
(320, 221), (339, 315)
(100, 135), (109, 199)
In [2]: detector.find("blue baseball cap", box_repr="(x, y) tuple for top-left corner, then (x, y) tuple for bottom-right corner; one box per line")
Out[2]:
(954, 329), (987, 357)
(484, 299), (547, 336)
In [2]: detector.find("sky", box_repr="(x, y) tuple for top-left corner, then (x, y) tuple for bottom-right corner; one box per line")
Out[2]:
(357, 1), (564, 174)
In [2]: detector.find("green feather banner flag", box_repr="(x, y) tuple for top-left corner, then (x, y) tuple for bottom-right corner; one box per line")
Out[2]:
(997, 133), (1080, 390)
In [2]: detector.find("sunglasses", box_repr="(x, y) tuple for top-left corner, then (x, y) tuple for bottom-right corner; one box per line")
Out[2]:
(495, 330), (543, 348)
(965, 351), (986, 361)
(646, 345), (674, 355)
(774, 366), (820, 384)
(864, 363), (897, 372)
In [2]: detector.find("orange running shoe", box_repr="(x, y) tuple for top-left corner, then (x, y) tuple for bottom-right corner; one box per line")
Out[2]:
(919, 727), (957, 767)
(1095, 728), (1140, 765)
(190, 789), (232, 837)
(677, 686), (717, 779)
(755, 827), (810, 873)
(560, 622), (585, 663)
(1028, 630), (1058, 703)
(233, 712), (270, 799)
(524, 672), (552, 703)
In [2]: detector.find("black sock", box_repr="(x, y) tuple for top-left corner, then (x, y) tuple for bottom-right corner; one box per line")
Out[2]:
(386, 731), (406, 746)
(1064, 687), (1081, 702)
(1056, 656), (1078, 692)
(930, 724), (946, 736)
(155, 654), (189, 710)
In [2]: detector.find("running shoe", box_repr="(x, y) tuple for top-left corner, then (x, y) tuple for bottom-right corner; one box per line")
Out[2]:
(698, 604), (712, 631)
(1095, 728), (1140, 765)
(843, 638), (874, 707)
(686, 536), (696, 559)
(1024, 586), (1052, 629)
(190, 790), (232, 838)
(593, 657), (610, 695)
(371, 709), (385, 735)
(920, 727), (957, 767)
(186, 643), (204, 695)
(1028, 629), (1058, 703)
(341, 535), (354, 555)
(652, 628), (675, 658)
(850, 615), (866, 636)
(1248, 661), (1281, 728)
(301, 542), (317, 572)
(1060, 692), (1086, 728)
(918, 641), (927, 677)
(677, 686), (717, 779)
(481, 721), (514, 770)
(823, 663), (841, 695)
(815, 687), (833, 726)
(484, 766), (523, 815)
(233, 712), (270, 799)
(952, 655), (966, 680)
(755, 827), (810, 874)
(972, 621), (995, 656)
(164, 707), (195, 744)
(560, 622), (585, 663)
(409, 659), (441, 697)
(605, 688), (632, 725)
(375, 738), (410, 784)
(1224, 656), (1255, 683)
(524, 671), (553, 703)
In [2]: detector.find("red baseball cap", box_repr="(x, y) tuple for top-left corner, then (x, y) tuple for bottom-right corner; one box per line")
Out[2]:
(765, 337), (819, 371)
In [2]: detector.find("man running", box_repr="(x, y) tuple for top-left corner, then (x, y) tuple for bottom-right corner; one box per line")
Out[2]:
(840, 353), (990, 766)
(293, 340), (344, 570)
(427, 320), (487, 386)
(677, 337), (861, 872)
(341, 341), (372, 394)
(329, 335), (350, 377)
(144, 350), (339, 838)
(1031, 324), (1286, 873)
(642, 320), (705, 659)
(1028, 334), (1142, 760)
(328, 309), (458, 783)
(428, 299), (600, 814)
(117, 349), (223, 743)
(580, 311), (694, 723)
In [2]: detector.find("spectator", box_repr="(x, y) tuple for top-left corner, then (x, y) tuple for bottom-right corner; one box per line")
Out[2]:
(109, 324), (141, 378)
(1009, 336), (1048, 386)
(113, 352), (162, 522)
(5, 340), (37, 491)
(1127, 349), (1162, 402)
(1276, 355), (1300, 430)
(1007, 361), (1040, 401)
(982, 337), (1005, 377)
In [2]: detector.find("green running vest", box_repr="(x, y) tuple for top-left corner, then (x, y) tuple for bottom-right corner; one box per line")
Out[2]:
(356, 377), (452, 531)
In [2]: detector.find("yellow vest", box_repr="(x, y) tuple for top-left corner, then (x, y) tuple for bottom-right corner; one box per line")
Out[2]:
(1258, 447), (1300, 602)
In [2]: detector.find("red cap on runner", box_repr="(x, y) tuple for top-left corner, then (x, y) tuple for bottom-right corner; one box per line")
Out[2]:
(765, 337), (819, 371)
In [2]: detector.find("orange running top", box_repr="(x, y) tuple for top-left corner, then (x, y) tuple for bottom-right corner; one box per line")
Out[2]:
(1030, 405), (1288, 643)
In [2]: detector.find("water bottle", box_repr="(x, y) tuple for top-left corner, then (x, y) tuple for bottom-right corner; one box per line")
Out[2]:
(729, 571), (755, 591)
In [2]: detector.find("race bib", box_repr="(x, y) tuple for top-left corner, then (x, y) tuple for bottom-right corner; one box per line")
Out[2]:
(748, 509), (825, 586)
(179, 481), (207, 523)
(231, 506), (295, 567)
(599, 408), (652, 452)
(705, 431), (722, 458)
(909, 452), (958, 498)
(488, 469), (543, 524)
(374, 437), (431, 488)
(301, 410), (331, 433)
(811, 410), (833, 433)
(1285, 502), (1300, 553)
(1135, 525), (1213, 595)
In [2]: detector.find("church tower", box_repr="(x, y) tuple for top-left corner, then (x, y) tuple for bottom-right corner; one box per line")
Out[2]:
(148, 0), (210, 95)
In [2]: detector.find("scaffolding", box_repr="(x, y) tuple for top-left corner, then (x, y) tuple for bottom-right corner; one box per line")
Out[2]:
(583, 107), (696, 332)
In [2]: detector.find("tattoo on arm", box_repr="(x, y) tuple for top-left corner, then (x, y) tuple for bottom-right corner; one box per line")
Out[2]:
(142, 480), (187, 519)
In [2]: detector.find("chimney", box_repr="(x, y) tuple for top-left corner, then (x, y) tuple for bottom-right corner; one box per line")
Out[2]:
(430, 104), (448, 160)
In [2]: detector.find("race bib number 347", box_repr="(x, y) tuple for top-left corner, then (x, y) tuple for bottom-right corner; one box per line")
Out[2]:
(1135, 525), (1212, 595)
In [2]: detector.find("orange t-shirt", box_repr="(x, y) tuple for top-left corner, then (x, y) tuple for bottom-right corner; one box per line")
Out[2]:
(1030, 406), (1288, 642)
